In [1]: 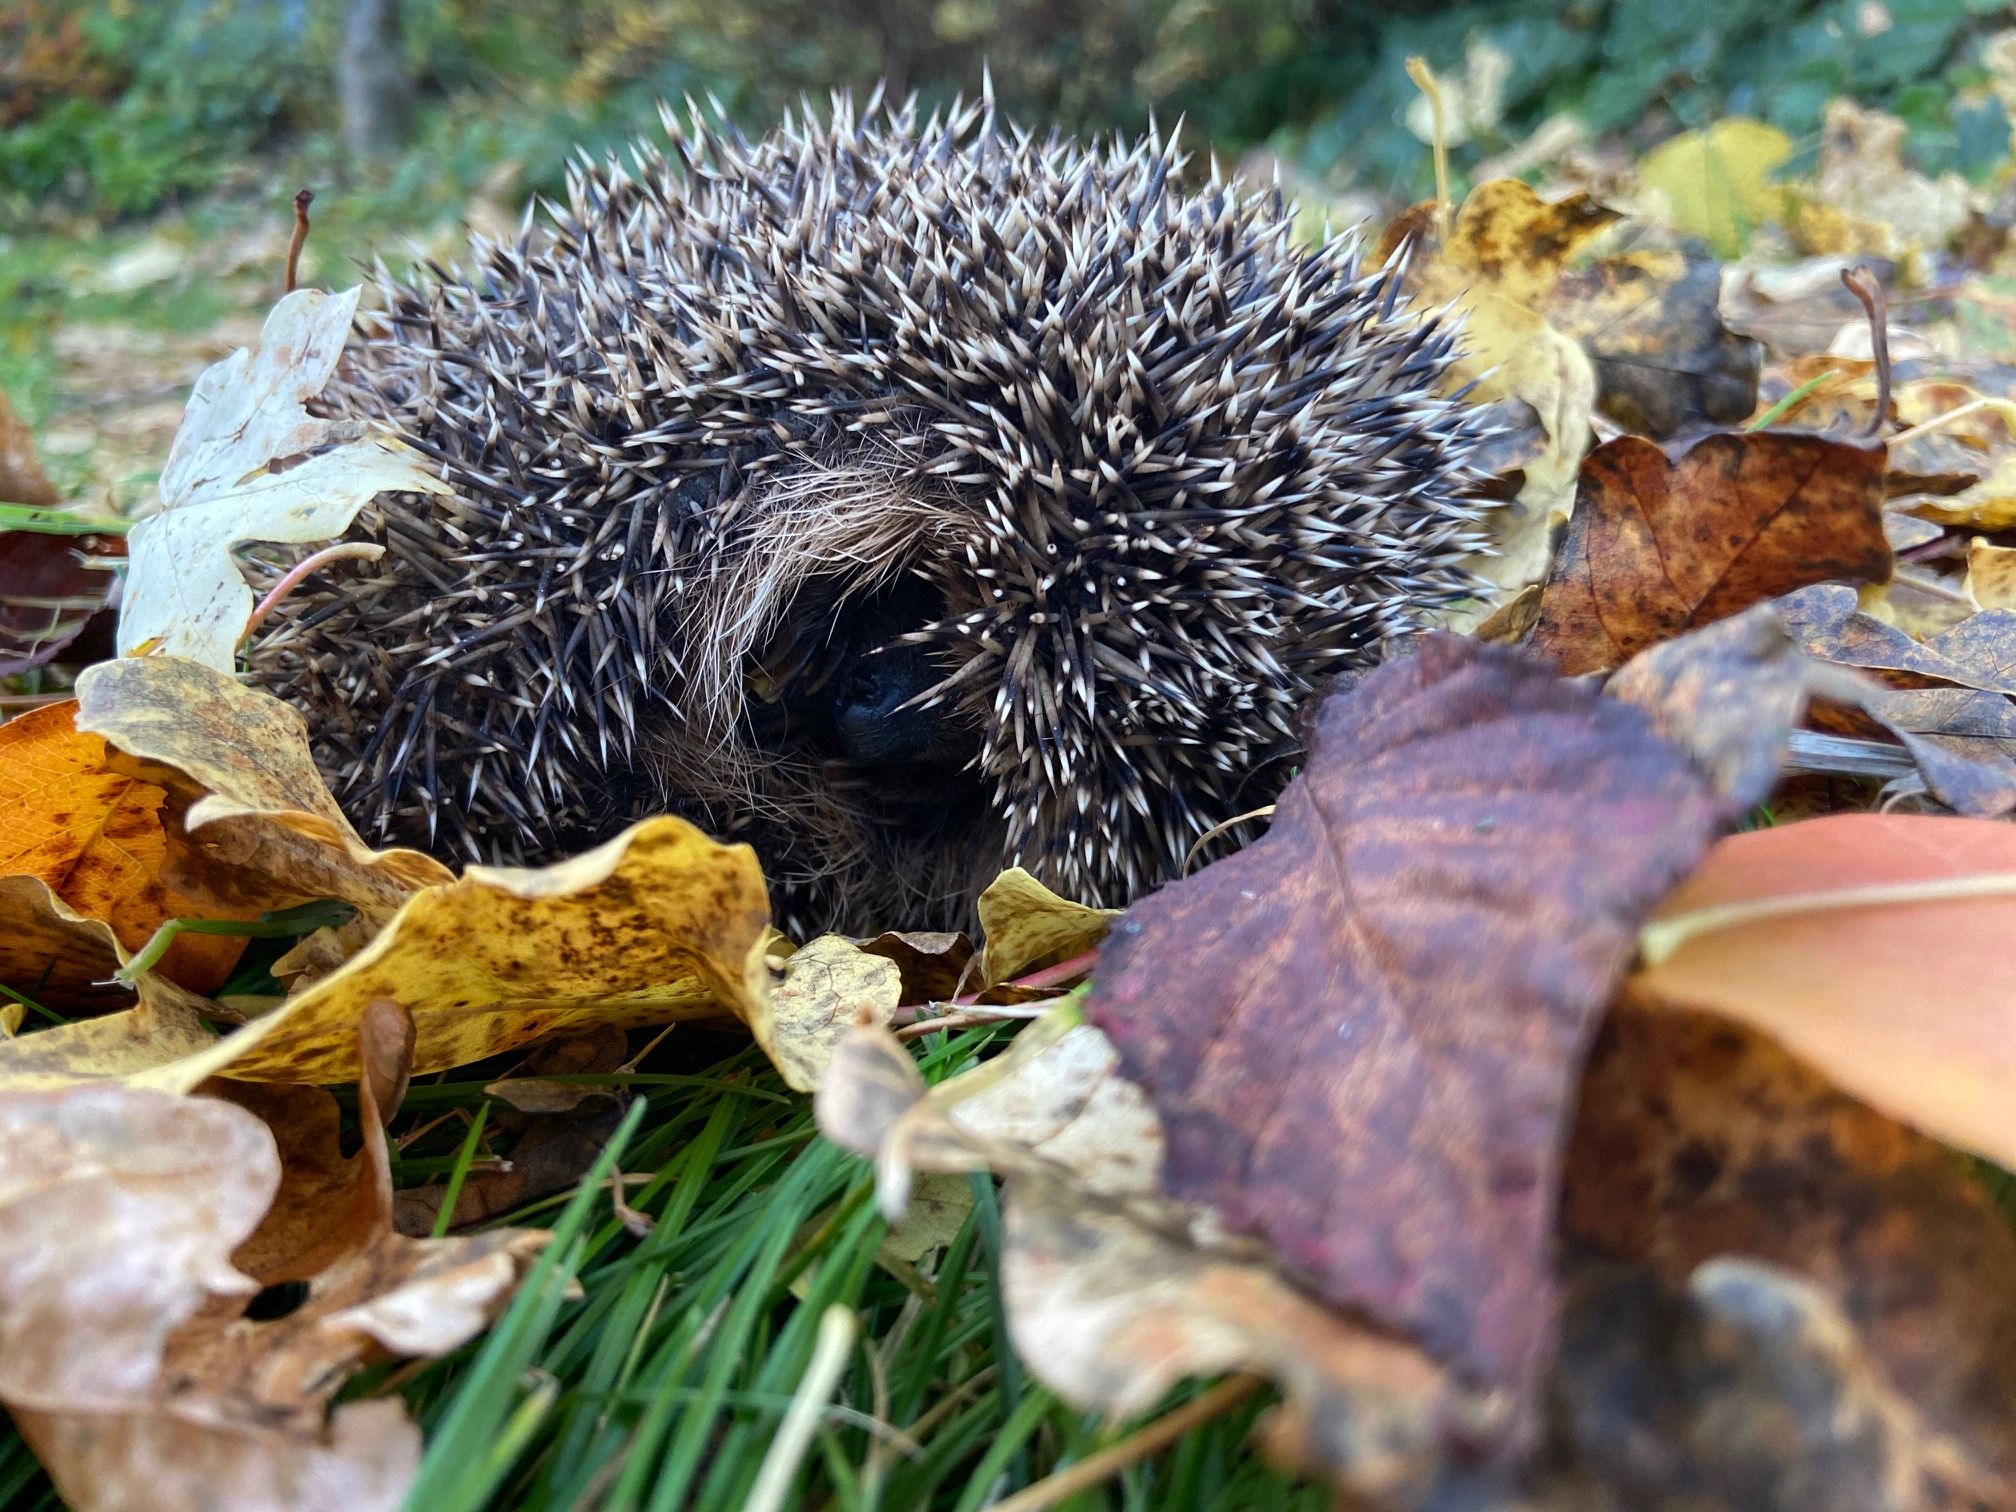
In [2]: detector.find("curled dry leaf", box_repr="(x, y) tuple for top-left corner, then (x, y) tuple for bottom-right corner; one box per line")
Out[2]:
(0, 871), (142, 1018)
(763, 934), (902, 1092)
(1530, 432), (1891, 675)
(1629, 812), (2016, 1169)
(0, 699), (255, 992)
(189, 815), (770, 1085)
(1085, 636), (1728, 1443)
(0, 957), (221, 1091)
(1540, 1003), (2016, 1509)
(1605, 603), (1866, 808)
(975, 867), (1117, 986)
(816, 1017), (1479, 1497)
(855, 930), (974, 1005)
(75, 654), (452, 927)
(116, 286), (452, 671)
(0, 1001), (550, 1512)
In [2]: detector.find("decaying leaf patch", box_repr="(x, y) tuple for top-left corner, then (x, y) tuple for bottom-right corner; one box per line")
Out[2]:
(0, 1006), (549, 1512)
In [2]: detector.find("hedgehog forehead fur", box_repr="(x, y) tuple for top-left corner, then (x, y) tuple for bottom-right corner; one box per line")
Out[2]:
(248, 88), (1494, 934)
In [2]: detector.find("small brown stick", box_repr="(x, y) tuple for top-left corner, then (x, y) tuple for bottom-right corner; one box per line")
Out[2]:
(983, 1375), (1264, 1512)
(284, 188), (315, 295)
(1839, 264), (1891, 442)
(242, 541), (385, 642)
(607, 1165), (656, 1237)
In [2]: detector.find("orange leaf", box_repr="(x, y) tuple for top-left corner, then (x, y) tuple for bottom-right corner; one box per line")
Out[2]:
(1628, 812), (2016, 1168)
(0, 702), (249, 992)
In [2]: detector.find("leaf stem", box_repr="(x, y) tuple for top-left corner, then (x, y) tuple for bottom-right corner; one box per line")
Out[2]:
(1640, 871), (2016, 966)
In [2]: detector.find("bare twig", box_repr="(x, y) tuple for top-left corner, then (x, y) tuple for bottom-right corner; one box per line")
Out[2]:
(242, 541), (385, 642)
(284, 188), (314, 295)
(1839, 264), (1890, 441)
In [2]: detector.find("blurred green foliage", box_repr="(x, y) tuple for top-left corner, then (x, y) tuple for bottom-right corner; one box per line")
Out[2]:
(0, 0), (2009, 224)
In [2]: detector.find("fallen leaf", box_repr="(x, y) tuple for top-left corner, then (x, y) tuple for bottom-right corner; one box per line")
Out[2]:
(0, 700), (254, 990)
(975, 867), (1118, 986)
(1084, 635), (1728, 1438)
(0, 1000), (550, 1511)
(1777, 582), (2016, 694)
(0, 967), (222, 1090)
(1634, 118), (1795, 259)
(1803, 99), (1976, 263)
(1543, 1003), (2016, 1507)
(817, 1016), (1484, 1495)
(74, 654), (453, 925)
(1380, 180), (1607, 472)
(0, 386), (58, 506)
(1604, 603), (1864, 807)
(1968, 538), (2016, 609)
(1630, 812), (2016, 1166)
(0, 871), (140, 1016)
(1531, 432), (1891, 675)
(0, 529), (119, 678)
(116, 286), (452, 671)
(187, 816), (769, 1085)
(855, 929), (975, 1004)
(1551, 250), (1762, 438)
(762, 934), (901, 1092)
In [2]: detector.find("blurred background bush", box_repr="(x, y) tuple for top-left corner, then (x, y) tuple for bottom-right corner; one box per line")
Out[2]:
(3, 0), (2012, 228)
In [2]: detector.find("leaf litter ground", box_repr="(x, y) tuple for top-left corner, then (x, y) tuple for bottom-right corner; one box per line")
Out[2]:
(13, 73), (2016, 1512)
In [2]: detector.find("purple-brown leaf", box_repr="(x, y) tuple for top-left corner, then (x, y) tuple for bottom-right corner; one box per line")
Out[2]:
(1084, 634), (1728, 1439)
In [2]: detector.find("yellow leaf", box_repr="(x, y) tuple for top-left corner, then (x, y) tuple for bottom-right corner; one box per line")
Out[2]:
(74, 655), (452, 928)
(975, 867), (1117, 986)
(760, 934), (902, 1093)
(187, 816), (770, 1085)
(1967, 538), (2016, 610)
(1636, 118), (1794, 259)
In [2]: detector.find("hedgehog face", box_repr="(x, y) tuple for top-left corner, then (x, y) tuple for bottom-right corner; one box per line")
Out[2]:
(248, 92), (1491, 934)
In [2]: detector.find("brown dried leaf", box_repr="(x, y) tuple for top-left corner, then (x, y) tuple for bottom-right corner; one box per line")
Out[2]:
(0, 1001), (549, 1511)
(816, 1018), (1484, 1495)
(1531, 433), (1892, 675)
(1605, 603), (1863, 808)
(855, 930), (974, 1004)
(1538, 1004), (2016, 1509)
(1083, 635), (1728, 1436)
(1550, 250), (1761, 439)
(0, 530), (119, 678)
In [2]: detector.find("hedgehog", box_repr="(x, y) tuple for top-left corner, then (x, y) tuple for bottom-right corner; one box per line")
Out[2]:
(248, 88), (1493, 935)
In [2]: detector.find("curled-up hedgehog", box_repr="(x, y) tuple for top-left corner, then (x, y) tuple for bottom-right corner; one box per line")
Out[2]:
(249, 89), (1492, 934)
